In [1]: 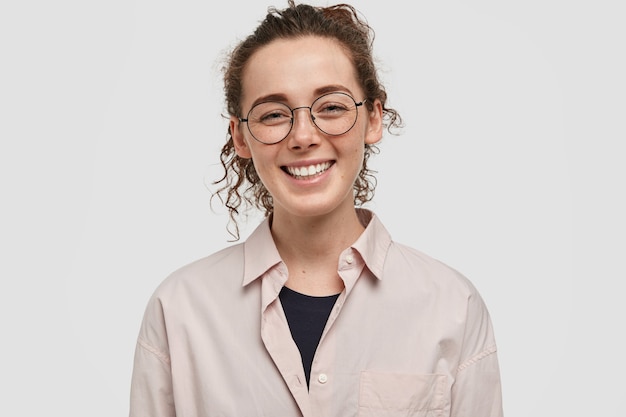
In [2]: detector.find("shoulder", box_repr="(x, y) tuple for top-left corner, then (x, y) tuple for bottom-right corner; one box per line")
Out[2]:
(152, 243), (245, 301)
(385, 241), (479, 299)
(384, 241), (496, 345)
(361, 211), (479, 298)
(134, 243), (246, 355)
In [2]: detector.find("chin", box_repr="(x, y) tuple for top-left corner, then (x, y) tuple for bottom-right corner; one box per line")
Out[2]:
(276, 194), (354, 220)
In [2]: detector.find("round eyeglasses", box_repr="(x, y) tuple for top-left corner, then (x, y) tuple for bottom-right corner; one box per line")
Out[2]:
(239, 92), (366, 145)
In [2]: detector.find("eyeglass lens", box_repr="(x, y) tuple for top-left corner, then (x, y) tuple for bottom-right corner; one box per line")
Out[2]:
(245, 92), (361, 144)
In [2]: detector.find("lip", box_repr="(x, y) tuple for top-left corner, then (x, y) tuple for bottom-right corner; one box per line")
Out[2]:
(281, 159), (335, 181)
(281, 158), (334, 169)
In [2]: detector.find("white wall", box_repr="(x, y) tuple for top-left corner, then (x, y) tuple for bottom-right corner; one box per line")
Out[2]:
(1, 0), (624, 415)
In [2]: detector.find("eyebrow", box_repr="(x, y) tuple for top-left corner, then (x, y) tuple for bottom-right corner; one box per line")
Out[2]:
(248, 84), (355, 109)
(315, 84), (354, 96)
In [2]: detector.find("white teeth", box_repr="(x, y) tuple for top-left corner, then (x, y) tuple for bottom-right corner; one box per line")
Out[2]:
(286, 162), (331, 178)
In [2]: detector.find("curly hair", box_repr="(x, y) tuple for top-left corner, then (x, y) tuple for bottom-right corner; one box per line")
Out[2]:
(212, 0), (402, 239)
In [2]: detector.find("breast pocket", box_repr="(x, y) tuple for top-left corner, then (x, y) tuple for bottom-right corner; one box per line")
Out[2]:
(358, 372), (447, 417)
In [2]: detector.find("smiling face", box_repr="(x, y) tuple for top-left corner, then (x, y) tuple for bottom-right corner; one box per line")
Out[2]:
(230, 36), (383, 222)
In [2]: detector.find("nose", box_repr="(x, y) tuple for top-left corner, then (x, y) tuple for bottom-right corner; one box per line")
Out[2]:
(287, 106), (320, 149)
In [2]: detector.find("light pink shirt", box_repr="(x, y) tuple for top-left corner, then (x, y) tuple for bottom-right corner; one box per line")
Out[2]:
(130, 210), (503, 416)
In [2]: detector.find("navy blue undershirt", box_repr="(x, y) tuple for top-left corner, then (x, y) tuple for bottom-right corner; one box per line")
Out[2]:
(279, 286), (340, 388)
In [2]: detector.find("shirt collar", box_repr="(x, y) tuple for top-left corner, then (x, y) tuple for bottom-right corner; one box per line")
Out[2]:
(241, 209), (392, 287)
(351, 209), (392, 280)
(242, 217), (282, 287)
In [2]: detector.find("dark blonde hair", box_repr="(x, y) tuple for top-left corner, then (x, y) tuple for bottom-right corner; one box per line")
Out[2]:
(213, 0), (402, 239)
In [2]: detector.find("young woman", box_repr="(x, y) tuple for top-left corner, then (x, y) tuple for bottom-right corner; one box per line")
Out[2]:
(129, 2), (503, 416)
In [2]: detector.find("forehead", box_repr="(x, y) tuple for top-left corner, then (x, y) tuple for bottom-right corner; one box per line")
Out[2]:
(240, 36), (360, 106)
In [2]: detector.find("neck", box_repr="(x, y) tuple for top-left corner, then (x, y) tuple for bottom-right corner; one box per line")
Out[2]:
(270, 208), (365, 295)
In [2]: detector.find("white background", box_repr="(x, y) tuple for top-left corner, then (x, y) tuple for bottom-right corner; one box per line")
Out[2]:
(1, 0), (624, 415)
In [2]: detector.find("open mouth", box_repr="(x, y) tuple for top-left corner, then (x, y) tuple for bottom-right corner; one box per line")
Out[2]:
(282, 161), (333, 179)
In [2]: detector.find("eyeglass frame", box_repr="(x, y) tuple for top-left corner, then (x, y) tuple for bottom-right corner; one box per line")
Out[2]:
(238, 91), (367, 145)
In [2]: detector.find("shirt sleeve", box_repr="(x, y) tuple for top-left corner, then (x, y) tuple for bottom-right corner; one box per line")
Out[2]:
(450, 289), (504, 417)
(129, 296), (176, 417)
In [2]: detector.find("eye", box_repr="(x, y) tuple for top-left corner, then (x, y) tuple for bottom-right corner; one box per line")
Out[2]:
(319, 103), (349, 114)
(260, 111), (290, 123)
(250, 103), (292, 125)
(312, 93), (355, 119)
(314, 101), (351, 119)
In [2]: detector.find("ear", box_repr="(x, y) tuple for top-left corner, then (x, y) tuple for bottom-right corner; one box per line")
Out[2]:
(230, 116), (252, 158)
(364, 99), (384, 145)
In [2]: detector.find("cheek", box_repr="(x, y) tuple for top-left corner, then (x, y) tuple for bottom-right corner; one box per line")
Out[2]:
(347, 144), (366, 174)
(247, 148), (275, 182)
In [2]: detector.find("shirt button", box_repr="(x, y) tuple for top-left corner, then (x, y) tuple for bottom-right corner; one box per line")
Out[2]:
(318, 373), (328, 384)
(345, 255), (354, 264)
